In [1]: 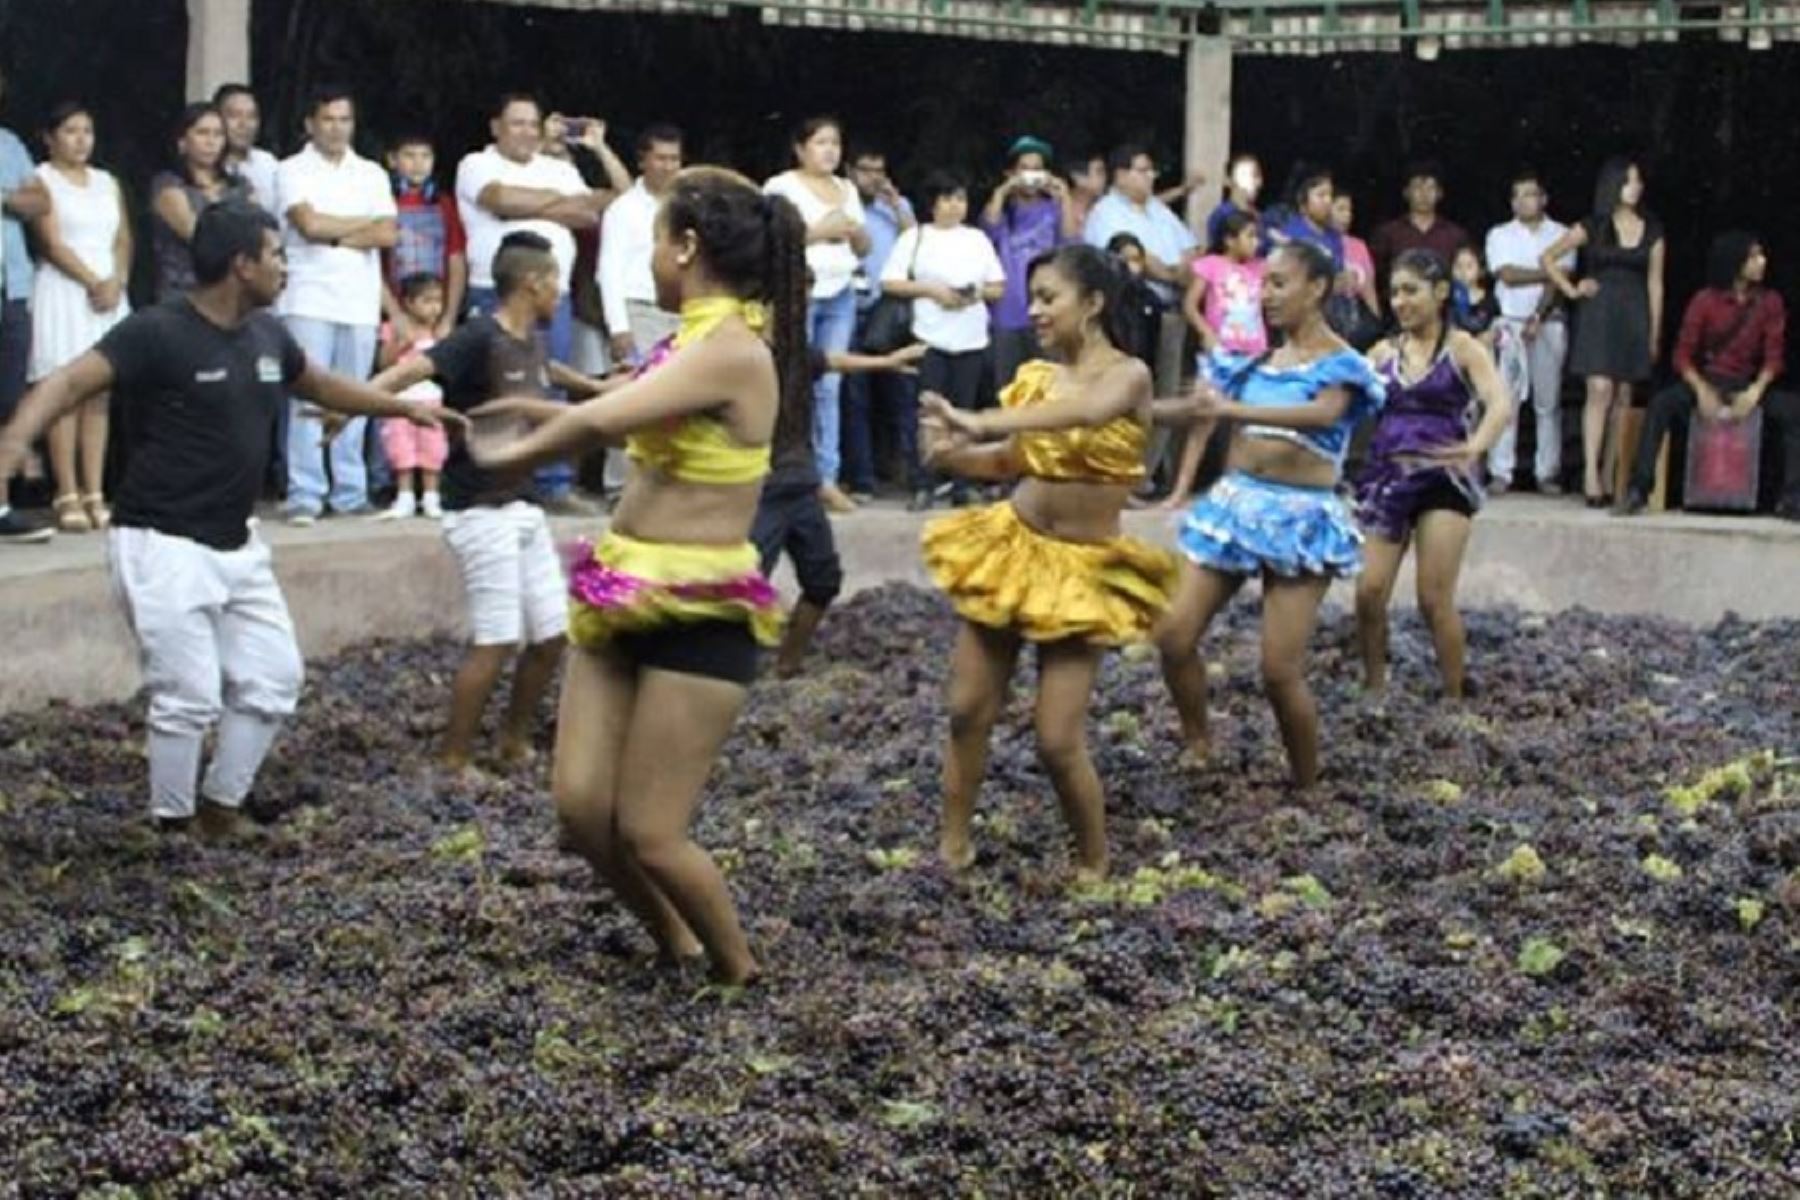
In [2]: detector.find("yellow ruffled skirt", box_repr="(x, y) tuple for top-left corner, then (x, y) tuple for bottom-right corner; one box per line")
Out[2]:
(921, 502), (1178, 645)
(567, 531), (784, 650)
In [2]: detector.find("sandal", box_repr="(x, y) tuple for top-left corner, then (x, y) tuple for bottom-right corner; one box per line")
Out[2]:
(53, 494), (93, 533)
(83, 493), (111, 530)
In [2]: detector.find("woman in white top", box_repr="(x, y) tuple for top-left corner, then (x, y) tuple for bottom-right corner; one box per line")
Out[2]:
(881, 171), (1005, 509)
(764, 116), (870, 512)
(28, 103), (131, 533)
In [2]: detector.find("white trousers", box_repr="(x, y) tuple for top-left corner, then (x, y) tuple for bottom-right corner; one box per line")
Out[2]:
(1488, 317), (1569, 486)
(440, 501), (569, 647)
(109, 527), (304, 820)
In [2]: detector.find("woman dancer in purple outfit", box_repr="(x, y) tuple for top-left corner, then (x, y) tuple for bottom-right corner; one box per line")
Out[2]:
(1353, 249), (1513, 700)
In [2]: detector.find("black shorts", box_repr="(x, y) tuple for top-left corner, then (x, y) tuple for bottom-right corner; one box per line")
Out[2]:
(751, 481), (843, 607)
(1415, 474), (1478, 521)
(611, 618), (760, 686)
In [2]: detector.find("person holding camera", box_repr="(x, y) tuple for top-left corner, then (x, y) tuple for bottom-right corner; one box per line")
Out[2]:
(455, 94), (628, 516)
(981, 135), (1077, 391)
(882, 171), (1005, 509)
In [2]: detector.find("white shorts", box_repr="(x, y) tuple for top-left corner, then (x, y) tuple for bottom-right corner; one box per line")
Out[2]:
(441, 501), (568, 647)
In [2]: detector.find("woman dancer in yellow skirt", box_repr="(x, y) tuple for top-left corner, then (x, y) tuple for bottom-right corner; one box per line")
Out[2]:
(471, 168), (806, 985)
(920, 244), (1178, 881)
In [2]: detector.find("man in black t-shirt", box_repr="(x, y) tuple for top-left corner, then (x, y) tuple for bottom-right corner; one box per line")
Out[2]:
(372, 231), (608, 769)
(0, 201), (459, 832)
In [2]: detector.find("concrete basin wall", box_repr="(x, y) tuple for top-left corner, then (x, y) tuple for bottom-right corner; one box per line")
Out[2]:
(1, 503), (1794, 714)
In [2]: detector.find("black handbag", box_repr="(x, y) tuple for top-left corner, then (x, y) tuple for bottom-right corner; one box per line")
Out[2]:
(1326, 291), (1384, 352)
(857, 228), (925, 354)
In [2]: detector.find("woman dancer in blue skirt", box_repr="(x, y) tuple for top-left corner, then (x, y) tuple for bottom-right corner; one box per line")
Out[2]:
(1153, 242), (1385, 788)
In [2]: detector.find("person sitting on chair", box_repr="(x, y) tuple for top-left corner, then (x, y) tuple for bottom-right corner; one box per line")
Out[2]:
(1617, 231), (1800, 520)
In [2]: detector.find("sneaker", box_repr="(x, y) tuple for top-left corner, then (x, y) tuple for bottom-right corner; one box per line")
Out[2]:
(421, 491), (443, 520)
(1612, 489), (1648, 517)
(285, 507), (320, 528)
(907, 489), (934, 513)
(1775, 499), (1800, 523)
(0, 507), (53, 544)
(379, 492), (417, 521)
(1487, 478), (1512, 497)
(1537, 479), (1565, 496)
(818, 483), (858, 514)
(848, 489), (876, 504)
(541, 492), (603, 518)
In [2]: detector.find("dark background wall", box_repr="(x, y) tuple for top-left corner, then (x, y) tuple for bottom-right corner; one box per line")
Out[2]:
(0, 0), (1791, 326)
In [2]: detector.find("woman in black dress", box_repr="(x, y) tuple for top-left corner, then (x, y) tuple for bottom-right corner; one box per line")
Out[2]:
(1540, 158), (1665, 506)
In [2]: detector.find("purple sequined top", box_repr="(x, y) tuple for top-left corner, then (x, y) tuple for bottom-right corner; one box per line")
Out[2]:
(1369, 348), (1477, 461)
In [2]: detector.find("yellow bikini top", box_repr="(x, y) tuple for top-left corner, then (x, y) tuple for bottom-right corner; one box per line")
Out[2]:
(1005, 360), (1149, 485)
(624, 296), (772, 485)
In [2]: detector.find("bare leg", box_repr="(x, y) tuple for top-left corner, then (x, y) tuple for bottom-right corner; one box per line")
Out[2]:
(1034, 639), (1109, 880)
(1259, 573), (1332, 789)
(774, 599), (826, 678)
(443, 643), (514, 768)
(500, 635), (565, 762)
(940, 620), (1022, 870)
(1582, 377), (1615, 498)
(1152, 562), (1244, 762)
(1412, 511), (1474, 699)
(1354, 534), (1408, 695)
(615, 668), (757, 983)
(79, 393), (109, 500)
(553, 646), (700, 960)
(1606, 381), (1634, 497)
(422, 469), (439, 494)
(47, 411), (78, 503)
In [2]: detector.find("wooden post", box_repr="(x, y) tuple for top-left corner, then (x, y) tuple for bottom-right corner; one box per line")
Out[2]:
(1183, 33), (1233, 232)
(186, 0), (252, 100)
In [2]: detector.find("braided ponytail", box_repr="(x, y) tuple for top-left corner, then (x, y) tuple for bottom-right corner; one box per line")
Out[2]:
(662, 167), (811, 458)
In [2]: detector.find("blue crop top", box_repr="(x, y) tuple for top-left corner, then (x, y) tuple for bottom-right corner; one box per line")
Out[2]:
(1204, 347), (1387, 470)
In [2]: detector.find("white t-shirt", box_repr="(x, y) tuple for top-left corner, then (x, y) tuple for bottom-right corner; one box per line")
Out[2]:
(456, 146), (588, 290)
(275, 143), (395, 325)
(1486, 217), (1572, 320)
(597, 179), (660, 335)
(882, 224), (1006, 354)
(764, 170), (865, 300)
(239, 147), (280, 215)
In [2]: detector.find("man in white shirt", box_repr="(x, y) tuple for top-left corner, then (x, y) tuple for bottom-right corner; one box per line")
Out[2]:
(457, 93), (626, 512)
(1484, 168), (1573, 492)
(275, 84), (397, 522)
(599, 124), (684, 369)
(214, 83), (280, 212)
(1081, 145), (1196, 306)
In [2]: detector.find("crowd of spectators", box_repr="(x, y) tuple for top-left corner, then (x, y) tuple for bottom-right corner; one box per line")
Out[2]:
(0, 69), (1794, 545)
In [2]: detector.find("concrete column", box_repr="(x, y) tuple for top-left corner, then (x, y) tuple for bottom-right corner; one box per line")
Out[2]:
(1182, 33), (1233, 233)
(186, 0), (252, 100)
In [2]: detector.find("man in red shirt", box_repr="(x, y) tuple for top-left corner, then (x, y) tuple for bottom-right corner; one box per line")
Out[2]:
(1619, 231), (1800, 519)
(1369, 161), (1469, 301)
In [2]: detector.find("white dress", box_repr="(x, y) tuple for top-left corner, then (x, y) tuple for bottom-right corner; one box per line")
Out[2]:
(29, 163), (130, 380)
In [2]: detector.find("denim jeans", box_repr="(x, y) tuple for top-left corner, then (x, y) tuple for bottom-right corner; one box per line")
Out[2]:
(284, 318), (378, 514)
(807, 287), (857, 485)
(841, 350), (920, 492)
(468, 287), (575, 500)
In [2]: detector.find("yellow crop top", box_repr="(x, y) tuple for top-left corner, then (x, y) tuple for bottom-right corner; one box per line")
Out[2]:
(624, 296), (772, 485)
(1004, 360), (1149, 485)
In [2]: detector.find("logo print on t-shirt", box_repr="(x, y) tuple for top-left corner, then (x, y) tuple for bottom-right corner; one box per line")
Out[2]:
(195, 368), (229, 384)
(255, 356), (282, 384)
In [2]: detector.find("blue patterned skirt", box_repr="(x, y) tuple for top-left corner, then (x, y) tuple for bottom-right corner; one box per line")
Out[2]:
(1177, 471), (1364, 578)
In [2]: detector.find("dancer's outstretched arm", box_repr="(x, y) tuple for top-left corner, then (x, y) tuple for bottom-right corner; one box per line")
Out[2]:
(1198, 383), (1351, 431)
(470, 333), (772, 474)
(924, 357), (1147, 438)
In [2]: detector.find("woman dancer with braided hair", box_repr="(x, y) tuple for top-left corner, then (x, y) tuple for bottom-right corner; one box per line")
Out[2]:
(1354, 248), (1513, 700)
(472, 169), (808, 985)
